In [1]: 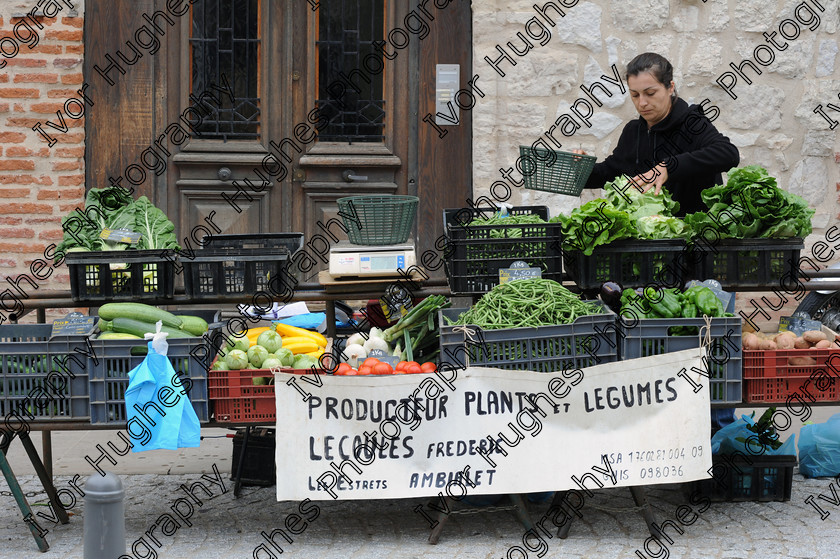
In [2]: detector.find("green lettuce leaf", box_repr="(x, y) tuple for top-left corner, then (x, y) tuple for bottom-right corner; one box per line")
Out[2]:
(604, 175), (680, 219)
(686, 165), (814, 239)
(553, 199), (638, 255)
(635, 215), (689, 239)
(133, 196), (181, 251)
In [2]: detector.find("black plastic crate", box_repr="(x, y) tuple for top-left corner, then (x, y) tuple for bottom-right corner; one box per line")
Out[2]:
(563, 239), (687, 290)
(230, 428), (276, 486)
(88, 337), (209, 424)
(688, 238), (804, 289)
(0, 324), (92, 421)
(66, 250), (176, 302)
(619, 316), (742, 404)
(443, 206), (564, 295)
(690, 454), (796, 502)
(439, 302), (617, 373)
(183, 233), (304, 299)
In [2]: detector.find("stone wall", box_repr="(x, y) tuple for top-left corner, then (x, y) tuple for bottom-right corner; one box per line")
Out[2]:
(0, 0), (86, 322)
(471, 0), (840, 255)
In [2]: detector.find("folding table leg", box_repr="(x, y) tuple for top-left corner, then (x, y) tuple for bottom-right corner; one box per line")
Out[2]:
(550, 490), (575, 538)
(508, 494), (535, 531)
(42, 431), (52, 480)
(19, 432), (69, 524)
(233, 426), (251, 498)
(427, 495), (455, 545)
(0, 449), (50, 552)
(629, 485), (661, 538)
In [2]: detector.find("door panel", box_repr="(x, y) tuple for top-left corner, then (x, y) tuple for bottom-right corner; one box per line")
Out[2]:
(85, 0), (473, 278)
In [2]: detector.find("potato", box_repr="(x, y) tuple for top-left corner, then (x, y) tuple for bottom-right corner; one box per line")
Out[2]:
(815, 340), (832, 349)
(742, 332), (760, 350)
(775, 335), (795, 349)
(794, 337), (810, 349)
(760, 339), (777, 350)
(774, 331), (796, 342)
(789, 356), (817, 366)
(803, 330), (828, 344)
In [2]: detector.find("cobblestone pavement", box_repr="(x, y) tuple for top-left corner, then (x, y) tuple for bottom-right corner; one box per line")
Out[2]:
(2, 470), (839, 559)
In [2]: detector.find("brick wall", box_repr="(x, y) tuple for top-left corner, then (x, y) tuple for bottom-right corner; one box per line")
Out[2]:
(0, 3), (85, 323)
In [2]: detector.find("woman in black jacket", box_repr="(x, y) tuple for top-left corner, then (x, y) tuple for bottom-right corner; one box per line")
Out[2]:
(577, 53), (740, 217)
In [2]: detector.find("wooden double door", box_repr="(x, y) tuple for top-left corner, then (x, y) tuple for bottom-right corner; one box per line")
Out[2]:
(84, 0), (472, 277)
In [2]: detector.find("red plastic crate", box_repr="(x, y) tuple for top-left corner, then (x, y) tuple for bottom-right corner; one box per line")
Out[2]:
(743, 348), (840, 403)
(209, 368), (320, 423)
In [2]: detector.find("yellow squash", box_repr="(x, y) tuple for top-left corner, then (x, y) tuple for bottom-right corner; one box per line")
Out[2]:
(275, 323), (327, 347)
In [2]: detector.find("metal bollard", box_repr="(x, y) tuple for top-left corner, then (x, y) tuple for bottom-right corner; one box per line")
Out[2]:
(83, 472), (127, 559)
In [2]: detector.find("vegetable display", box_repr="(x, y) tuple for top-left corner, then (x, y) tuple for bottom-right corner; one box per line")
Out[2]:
(550, 175), (688, 255)
(465, 213), (547, 238)
(334, 358), (438, 376)
(212, 322), (329, 385)
(93, 303), (209, 340)
(742, 327), (834, 366)
(56, 187), (181, 257)
(684, 165), (814, 239)
(450, 279), (603, 330)
(337, 296), (449, 365)
(619, 286), (731, 321)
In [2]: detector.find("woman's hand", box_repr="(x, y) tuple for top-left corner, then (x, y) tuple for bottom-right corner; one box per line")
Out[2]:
(631, 163), (669, 195)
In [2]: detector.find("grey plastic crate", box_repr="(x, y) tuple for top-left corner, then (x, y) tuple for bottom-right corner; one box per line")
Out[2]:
(88, 337), (209, 424)
(619, 316), (742, 404)
(0, 324), (92, 421)
(439, 302), (617, 373)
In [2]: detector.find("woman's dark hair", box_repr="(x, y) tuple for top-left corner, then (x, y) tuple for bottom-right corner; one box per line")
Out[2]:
(626, 52), (676, 99)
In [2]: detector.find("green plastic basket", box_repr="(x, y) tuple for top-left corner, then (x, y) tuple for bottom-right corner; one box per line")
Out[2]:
(336, 195), (419, 245)
(519, 146), (596, 196)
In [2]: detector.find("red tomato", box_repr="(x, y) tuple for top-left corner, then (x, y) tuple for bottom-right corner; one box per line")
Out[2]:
(420, 362), (437, 373)
(405, 363), (422, 375)
(344, 369), (359, 376)
(336, 363), (353, 375)
(362, 357), (380, 368)
(395, 361), (408, 371)
(405, 361), (420, 369)
(358, 366), (372, 375)
(373, 362), (394, 375)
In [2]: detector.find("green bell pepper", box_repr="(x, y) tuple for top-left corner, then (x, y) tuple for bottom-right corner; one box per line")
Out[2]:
(695, 288), (724, 317)
(644, 287), (682, 319)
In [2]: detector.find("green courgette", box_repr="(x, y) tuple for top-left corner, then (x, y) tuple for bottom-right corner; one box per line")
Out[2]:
(96, 332), (143, 340)
(98, 303), (183, 329)
(101, 318), (194, 339)
(178, 315), (209, 336)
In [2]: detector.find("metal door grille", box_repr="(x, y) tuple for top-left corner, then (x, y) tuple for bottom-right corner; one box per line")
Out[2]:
(316, 0), (386, 143)
(190, 0), (261, 140)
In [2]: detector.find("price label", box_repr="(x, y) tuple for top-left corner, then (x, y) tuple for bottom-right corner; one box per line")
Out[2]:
(100, 227), (141, 246)
(779, 316), (823, 335)
(51, 312), (96, 337)
(367, 349), (401, 367)
(499, 260), (541, 284)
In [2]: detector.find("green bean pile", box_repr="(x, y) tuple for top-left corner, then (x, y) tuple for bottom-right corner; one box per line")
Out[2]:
(453, 279), (603, 329)
(466, 214), (547, 239)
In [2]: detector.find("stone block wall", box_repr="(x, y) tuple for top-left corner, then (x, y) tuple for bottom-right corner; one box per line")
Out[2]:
(471, 0), (840, 257)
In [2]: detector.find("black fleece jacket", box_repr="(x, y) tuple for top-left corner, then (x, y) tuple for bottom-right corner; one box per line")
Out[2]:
(584, 98), (740, 217)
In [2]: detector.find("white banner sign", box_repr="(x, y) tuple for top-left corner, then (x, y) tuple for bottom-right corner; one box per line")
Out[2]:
(275, 348), (712, 501)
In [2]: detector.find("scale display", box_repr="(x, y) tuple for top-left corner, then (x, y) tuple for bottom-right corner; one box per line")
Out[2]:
(328, 242), (415, 278)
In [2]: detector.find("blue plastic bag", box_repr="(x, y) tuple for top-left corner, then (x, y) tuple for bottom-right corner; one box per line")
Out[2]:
(124, 329), (200, 452)
(711, 413), (795, 456)
(798, 413), (840, 478)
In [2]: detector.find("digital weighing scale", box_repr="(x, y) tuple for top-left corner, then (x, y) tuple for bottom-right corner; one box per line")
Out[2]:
(328, 241), (416, 279)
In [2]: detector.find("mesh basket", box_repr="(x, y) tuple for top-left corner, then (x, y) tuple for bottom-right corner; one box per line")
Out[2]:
(336, 195), (419, 245)
(519, 146), (596, 196)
